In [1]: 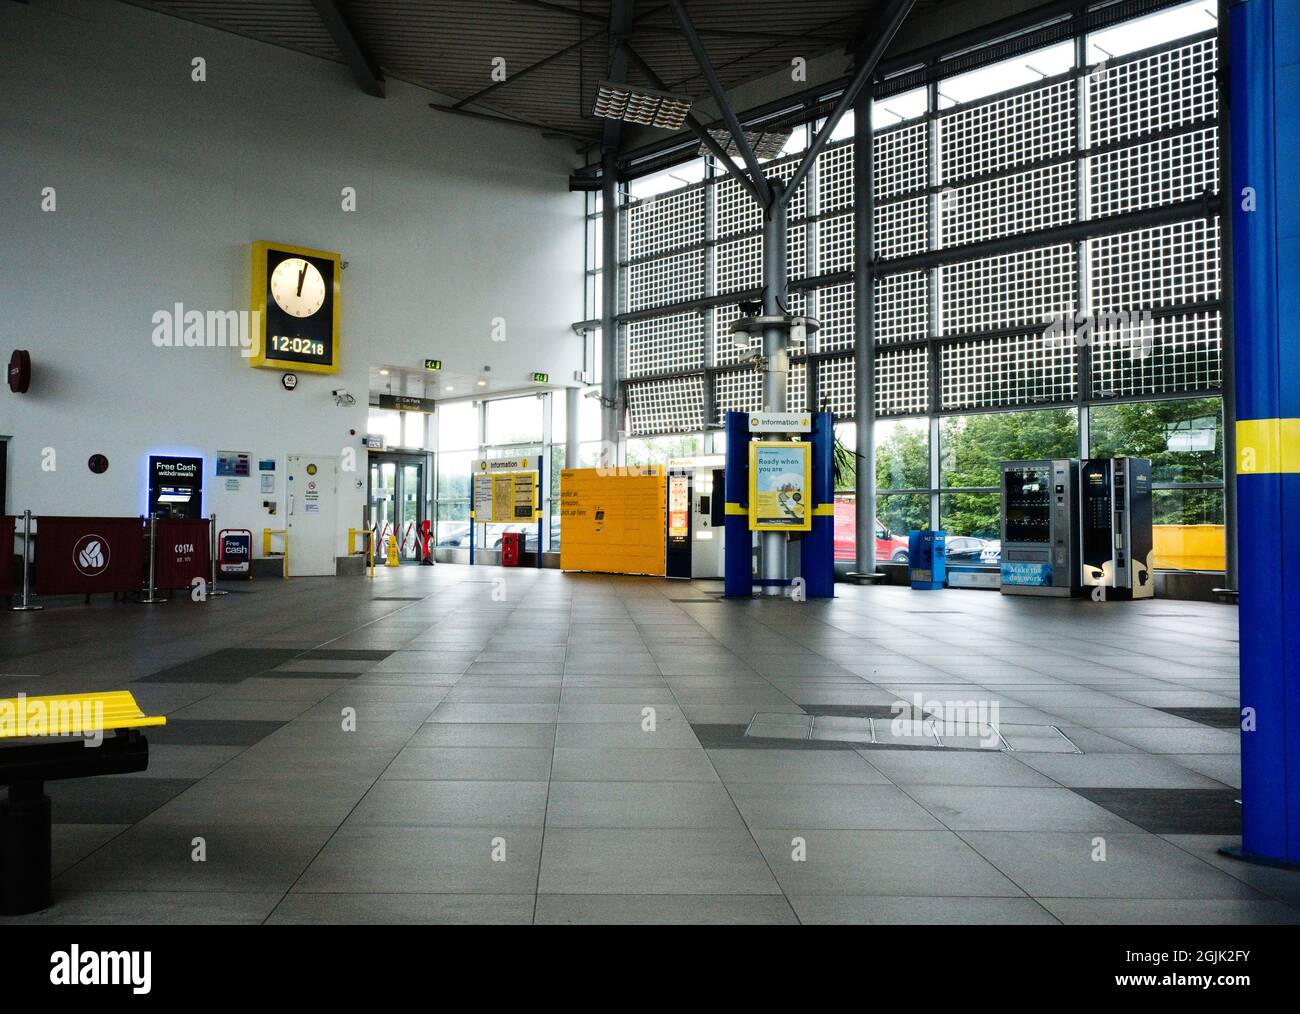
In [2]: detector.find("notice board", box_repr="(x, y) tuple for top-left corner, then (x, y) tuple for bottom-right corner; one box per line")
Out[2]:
(559, 467), (665, 576)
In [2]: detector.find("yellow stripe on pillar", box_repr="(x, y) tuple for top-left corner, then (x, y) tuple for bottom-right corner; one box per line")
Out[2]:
(1237, 418), (1300, 474)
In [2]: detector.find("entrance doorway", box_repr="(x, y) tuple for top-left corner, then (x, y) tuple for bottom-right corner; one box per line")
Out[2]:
(368, 452), (430, 562)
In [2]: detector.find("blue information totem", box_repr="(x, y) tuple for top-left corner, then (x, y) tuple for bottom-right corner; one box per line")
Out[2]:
(1229, 0), (1300, 867)
(723, 410), (834, 599)
(907, 530), (946, 590)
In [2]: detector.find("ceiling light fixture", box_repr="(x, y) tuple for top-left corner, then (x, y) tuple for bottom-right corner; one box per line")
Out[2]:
(699, 126), (794, 161)
(594, 81), (692, 130)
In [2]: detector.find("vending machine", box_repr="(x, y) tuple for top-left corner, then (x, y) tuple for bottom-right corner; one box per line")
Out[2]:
(999, 459), (1080, 596)
(1080, 457), (1154, 599)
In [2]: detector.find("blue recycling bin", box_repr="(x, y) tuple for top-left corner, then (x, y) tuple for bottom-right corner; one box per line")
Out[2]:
(908, 530), (946, 590)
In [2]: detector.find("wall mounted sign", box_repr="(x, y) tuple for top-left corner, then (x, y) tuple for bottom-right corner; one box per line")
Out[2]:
(281, 372), (298, 391)
(423, 359), (442, 371)
(530, 372), (549, 384)
(7, 350), (31, 393)
(748, 441), (811, 532)
(216, 451), (251, 477)
(249, 241), (341, 374)
(378, 394), (435, 413)
(747, 412), (812, 434)
(364, 434), (385, 450)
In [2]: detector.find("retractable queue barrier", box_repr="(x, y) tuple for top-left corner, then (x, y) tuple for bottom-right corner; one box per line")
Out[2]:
(151, 517), (212, 592)
(34, 516), (145, 598)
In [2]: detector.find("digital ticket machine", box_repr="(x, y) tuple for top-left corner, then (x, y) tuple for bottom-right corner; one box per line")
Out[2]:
(1080, 457), (1154, 599)
(999, 459), (1080, 596)
(668, 457), (726, 580)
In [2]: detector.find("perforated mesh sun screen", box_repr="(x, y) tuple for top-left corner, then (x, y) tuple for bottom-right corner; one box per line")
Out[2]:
(626, 374), (707, 435)
(613, 26), (1222, 436)
(626, 313), (705, 378)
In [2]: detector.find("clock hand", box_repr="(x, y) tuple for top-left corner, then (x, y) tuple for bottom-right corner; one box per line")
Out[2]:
(296, 262), (307, 297)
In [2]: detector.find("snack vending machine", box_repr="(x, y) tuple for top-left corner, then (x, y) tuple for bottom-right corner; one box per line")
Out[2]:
(999, 459), (1080, 596)
(1080, 457), (1154, 599)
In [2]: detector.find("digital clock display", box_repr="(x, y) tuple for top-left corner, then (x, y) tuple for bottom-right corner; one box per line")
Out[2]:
(250, 242), (340, 374)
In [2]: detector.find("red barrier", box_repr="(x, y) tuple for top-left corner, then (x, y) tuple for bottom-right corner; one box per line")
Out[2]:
(153, 518), (212, 590)
(35, 516), (143, 596)
(1, 516), (14, 596)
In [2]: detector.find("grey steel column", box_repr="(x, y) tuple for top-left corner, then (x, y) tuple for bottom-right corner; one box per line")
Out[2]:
(565, 386), (580, 468)
(853, 86), (878, 576)
(600, 152), (621, 467)
(760, 179), (789, 596)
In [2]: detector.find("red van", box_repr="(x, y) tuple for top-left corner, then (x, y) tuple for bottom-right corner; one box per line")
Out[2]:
(832, 496), (911, 564)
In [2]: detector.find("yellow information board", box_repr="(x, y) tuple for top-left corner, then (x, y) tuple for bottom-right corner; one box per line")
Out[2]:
(559, 466), (665, 576)
(471, 458), (539, 523)
(748, 441), (812, 532)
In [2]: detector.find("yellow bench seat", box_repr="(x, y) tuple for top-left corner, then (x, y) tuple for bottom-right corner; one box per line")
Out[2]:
(0, 691), (166, 739)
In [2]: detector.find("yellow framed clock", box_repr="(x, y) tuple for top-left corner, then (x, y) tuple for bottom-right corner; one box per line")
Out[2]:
(249, 241), (341, 374)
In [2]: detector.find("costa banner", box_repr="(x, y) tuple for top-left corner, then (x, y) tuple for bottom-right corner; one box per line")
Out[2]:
(153, 518), (211, 589)
(35, 516), (144, 596)
(1, 516), (14, 597)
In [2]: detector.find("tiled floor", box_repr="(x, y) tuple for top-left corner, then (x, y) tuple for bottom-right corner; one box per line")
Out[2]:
(2, 566), (1295, 925)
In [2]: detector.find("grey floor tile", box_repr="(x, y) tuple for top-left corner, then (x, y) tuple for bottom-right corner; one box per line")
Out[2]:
(904, 785), (1141, 832)
(141, 775), (376, 826)
(729, 783), (944, 830)
(51, 823), (129, 876)
(791, 895), (1060, 925)
(409, 722), (557, 749)
(54, 824), (337, 893)
(383, 746), (553, 781)
(349, 779), (548, 827)
(534, 894), (798, 925)
(1103, 726), (1240, 755)
(860, 750), (1056, 787)
(546, 781), (744, 829)
(539, 829), (780, 895)
(1015, 752), (1232, 789)
(707, 748), (888, 784)
(295, 826), (543, 893)
(267, 893), (536, 925)
(551, 748), (719, 783)
(753, 829), (1025, 897)
(6, 891), (282, 925)
(958, 831), (1266, 900)
(428, 702), (559, 724)
(555, 722), (701, 749)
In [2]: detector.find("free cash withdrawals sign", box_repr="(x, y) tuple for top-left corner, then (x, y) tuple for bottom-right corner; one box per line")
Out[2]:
(748, 441), (812, 532)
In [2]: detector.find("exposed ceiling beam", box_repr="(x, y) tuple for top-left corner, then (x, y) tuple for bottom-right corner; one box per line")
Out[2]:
(602, 0), (636, 154)
(453, 26), (607, 109)
(507, 0), (854, 44)
(308, 0), (385, 98)
(624, 43), (767, 206)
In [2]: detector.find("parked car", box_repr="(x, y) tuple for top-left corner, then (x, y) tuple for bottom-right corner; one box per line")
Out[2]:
(944, 536), (989, 564)
(832, 499), (911, 564)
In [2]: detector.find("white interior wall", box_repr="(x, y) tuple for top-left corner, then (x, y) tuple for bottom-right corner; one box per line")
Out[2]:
(0, 0), (585, 560)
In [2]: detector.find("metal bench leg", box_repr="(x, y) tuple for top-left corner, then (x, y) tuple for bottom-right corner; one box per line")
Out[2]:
(1, 781), (51, 916)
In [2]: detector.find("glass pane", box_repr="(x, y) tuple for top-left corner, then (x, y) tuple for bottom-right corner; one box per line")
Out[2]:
(367, 409), (402, 449)
(832, 492), (927, 564)
(937, 42), (1074, 108)
(940, 493), (1002, 565)
(399, 463), (423, 560)
(1087, 0), (1216, 62)
(370, 461), (397, 535)
(874, 88), (927, 126)
(402, 411), (426, 450)
(625, 434), (702, 466)
(1153, 488), (1225, 571)
(437, 401), (478, 451)
(436, 450), (473, 501)
(940, 408), (1078, 488)
(627, 160), (706, 201)
(876, 417), (930, 490)
(486, 396), (544, 446)
(1088, 397), (1222, 483)
(434, 501), (470, 548)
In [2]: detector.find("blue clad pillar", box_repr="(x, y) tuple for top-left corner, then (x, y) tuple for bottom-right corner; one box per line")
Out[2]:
(723, 411), (752, 598)
(1229, 0), (1300, 866)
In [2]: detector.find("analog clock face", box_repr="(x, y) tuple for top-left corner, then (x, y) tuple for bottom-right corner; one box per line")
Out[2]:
(269, 257), (327, 318)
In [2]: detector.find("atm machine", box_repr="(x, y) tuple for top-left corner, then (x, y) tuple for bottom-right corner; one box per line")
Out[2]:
(691, 466), (726, 579)
(1080, 457), (1154, 599)
(999, 459), (1080, 596)
(148, 455), (203, 520)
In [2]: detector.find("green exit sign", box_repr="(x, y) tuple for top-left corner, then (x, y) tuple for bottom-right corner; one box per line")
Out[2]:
(423, 359), (442, 371)
(530, 372), (549, 383)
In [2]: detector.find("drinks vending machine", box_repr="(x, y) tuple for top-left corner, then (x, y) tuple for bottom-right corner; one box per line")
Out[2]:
(1079, 457), (1155, 599)
(999, 459), (1080, 596)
